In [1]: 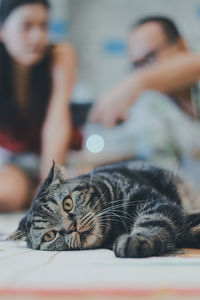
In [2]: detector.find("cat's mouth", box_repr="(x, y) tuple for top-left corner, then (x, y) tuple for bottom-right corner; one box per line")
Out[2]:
(65, 223), (94, 249)
(66, 220), (94, 235)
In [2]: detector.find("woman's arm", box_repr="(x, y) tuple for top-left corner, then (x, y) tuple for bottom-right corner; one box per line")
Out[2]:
(89, 52), (200, 127)
(40, 43), (76, 181)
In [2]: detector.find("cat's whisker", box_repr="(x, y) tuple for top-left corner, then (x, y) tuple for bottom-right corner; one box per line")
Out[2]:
(91, 191), (106, 212)
(97, 222), (109, 227)
(96, 210), (133, 223)
(80, 211), (93, 224)
(81, 210), (95, 224)
(89, 168), (94, 185)
(97, 216), (129, 232)
(91, 194), (142, 215)
(96, 216), (132, 229)
(95, 211), (129, 232)
(97, 207), (133, 220)
(96, 216), (127, 225)
(95, 203), (132, 217)
(93, 198), (126, 214)
(95, 199), (146, 217)
(94, 197), (146, 215)
(79, 219), (94, 232)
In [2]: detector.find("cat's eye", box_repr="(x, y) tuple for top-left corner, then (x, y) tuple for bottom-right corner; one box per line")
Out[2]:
(42, 230), (57, 243)
(63, 197), (73, 212)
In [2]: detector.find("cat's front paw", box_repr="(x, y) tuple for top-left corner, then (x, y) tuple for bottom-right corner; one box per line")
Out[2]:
(113, 234), (153, 258)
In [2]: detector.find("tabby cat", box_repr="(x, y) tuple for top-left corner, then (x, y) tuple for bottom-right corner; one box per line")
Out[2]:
(9, 160), (200, 257)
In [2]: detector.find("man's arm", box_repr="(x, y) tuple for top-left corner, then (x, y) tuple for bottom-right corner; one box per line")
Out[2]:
(89, 52), (200, 127)
(40, 43), (76, 181)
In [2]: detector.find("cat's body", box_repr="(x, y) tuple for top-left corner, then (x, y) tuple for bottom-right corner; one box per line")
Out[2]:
(9, 160), (200, 257)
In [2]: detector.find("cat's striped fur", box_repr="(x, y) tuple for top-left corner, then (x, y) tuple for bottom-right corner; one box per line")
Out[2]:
(9, 160), (200, 257)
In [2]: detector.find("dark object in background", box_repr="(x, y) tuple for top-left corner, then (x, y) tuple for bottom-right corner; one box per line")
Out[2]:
(69, 102), (93, 150)
(70, 102), (92, 127)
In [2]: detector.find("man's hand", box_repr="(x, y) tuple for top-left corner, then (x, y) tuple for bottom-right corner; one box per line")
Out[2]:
(89, 91), (127, 127)
(89, 74), (142, 127)
(89, 53), (200, 127)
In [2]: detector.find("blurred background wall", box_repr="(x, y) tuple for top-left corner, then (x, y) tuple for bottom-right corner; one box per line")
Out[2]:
(49, 0), (200, 99)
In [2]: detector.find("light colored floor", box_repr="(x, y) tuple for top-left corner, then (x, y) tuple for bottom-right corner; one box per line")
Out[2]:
(1, 213), (200, 300)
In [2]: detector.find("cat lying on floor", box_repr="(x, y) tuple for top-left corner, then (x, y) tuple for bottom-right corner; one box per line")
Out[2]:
(9, 160), (200, 257)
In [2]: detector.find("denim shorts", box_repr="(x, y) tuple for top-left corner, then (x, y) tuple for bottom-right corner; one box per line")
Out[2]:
(0, 147), (40, 181)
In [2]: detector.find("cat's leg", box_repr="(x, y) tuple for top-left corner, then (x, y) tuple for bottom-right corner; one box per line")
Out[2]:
(113, 196), (183, 258)
(179, 213), (200, 248)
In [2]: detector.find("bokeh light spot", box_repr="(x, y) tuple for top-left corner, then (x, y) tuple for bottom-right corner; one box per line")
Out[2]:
(86, 135), (105, 153)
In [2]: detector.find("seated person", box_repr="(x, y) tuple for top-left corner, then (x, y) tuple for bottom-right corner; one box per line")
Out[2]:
(89, 16), (200, 189)
(0, 0), (76, 212)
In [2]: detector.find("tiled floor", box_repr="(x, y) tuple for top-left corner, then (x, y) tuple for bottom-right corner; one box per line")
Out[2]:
(1, 213), (200, 300)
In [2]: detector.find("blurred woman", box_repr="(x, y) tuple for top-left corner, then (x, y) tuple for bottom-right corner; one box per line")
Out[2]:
(0, 0), (76, 212)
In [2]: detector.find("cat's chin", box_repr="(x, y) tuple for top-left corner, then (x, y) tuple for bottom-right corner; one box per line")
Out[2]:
(62, 227), (96, 250)
(64, 231), (82, 250)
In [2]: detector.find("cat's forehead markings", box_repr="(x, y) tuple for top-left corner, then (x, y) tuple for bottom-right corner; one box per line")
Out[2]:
(71, 182), (90, 191)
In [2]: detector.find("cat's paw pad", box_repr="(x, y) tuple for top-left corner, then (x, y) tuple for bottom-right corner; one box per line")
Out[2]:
(113, 234), (152, 258)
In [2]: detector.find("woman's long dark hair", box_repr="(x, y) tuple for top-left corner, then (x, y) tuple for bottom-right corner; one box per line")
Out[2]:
(0, 0), (52, 151)
(0, 42), (52, 139)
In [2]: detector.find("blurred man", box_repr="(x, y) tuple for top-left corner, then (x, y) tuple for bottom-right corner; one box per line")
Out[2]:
(89, 16), (200, 189)
(128, 16), (195, 117)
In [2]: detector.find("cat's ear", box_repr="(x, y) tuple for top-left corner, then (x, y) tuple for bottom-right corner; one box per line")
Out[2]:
(7, 228), (27, 242)
(42, 161), (66, 187)
(54, 165), (67, 184)
(39, 162), (67, 195)
(42, 161), (56, 188)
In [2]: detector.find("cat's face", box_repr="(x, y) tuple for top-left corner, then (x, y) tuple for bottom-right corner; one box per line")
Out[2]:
(9, 163), (106, 251)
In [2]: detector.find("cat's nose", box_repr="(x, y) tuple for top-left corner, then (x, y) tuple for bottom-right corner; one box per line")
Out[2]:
(66, 220), (77, 234)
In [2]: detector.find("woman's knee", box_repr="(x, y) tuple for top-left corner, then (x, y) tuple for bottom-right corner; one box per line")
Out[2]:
(0, 165), (30, 212)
